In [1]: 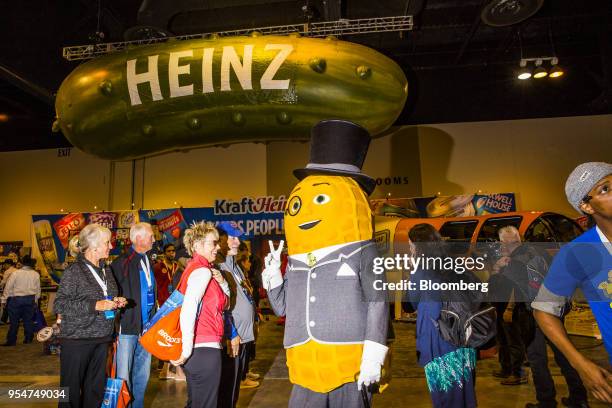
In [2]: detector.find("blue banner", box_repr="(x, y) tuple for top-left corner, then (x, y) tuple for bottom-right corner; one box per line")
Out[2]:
(32, 200), (286, 283)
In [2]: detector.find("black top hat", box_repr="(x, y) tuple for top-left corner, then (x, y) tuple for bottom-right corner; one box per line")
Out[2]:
(293, 120), (376, 195)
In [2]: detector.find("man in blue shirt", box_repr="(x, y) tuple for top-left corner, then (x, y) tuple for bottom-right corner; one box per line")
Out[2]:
(533, 161), (612, 405)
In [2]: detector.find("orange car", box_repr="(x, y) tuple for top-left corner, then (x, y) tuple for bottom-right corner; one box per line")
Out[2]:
(375, 211), (585, 320)
(374, 211), (583, 256)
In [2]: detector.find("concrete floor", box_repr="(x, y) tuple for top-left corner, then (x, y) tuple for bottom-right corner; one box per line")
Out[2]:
(0, 315), (609, 408)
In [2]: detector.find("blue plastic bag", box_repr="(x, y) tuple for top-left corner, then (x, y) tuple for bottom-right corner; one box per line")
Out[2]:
(101, 378), (130, 408)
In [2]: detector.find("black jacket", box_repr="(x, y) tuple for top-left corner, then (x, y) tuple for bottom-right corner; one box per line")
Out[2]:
(54, 256), (118, 340)
(111, 248), (157, 335)
(499, 244), (550, 302)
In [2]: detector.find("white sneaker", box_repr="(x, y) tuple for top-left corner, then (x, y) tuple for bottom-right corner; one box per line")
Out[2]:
(240, 378), (260, 389)
(246, 371), (260, 381)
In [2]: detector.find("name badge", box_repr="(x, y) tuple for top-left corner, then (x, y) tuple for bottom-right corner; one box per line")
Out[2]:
(104, 296), (116, 320)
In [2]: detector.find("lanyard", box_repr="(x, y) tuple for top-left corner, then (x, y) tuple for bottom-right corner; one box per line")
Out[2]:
(232, 268), (243, 284)
(140, 257), (152, 288)
(230, 260), (255, 302)
(163, 261), (177, 277)
(230, 259), (245, 284)
(86, 264), (108, 297)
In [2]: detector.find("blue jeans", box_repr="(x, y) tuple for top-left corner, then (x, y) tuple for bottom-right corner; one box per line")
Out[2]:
(6, 295), (35, 345)
(116, 334), (151, 408)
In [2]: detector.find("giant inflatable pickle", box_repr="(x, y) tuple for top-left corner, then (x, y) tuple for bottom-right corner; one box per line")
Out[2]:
(55, 35), (408, 160)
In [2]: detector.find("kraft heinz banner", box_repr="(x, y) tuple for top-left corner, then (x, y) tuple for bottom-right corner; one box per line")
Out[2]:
(32, 194), (515, 282)
(31, 199), (285, 282)
(370, 193), (516, 218)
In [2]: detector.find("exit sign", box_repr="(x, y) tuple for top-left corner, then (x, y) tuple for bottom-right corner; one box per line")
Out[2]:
(57, 147), (71, 157)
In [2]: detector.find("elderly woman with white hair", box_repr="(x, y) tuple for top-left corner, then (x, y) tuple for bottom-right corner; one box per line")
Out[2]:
(55, 223), (127, 408)
(170, 221), (230, 408)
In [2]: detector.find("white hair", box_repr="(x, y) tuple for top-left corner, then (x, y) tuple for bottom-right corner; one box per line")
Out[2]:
(78, 224), (112, 253)
(498, 225), (520, 241)
(130, 222), (152, 242)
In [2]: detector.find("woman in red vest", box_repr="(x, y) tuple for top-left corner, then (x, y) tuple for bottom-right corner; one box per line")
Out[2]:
(170, 221), (230, 408)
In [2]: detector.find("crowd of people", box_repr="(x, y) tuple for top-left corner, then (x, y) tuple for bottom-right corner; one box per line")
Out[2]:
(405, 161), (611, 408)
(406, 221), (590, 408)
(0, 219), (263, 408)
(0, 160), (609, 408)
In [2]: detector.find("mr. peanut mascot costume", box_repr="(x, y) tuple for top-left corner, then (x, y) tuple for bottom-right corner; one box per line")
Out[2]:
(263, 120), (389, 407)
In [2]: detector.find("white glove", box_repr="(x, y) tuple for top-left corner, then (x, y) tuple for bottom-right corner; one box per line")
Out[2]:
(262, 240), (284, 291)
(357, 340), (388, 391)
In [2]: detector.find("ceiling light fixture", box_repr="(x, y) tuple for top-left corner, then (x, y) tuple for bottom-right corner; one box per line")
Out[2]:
(517, 57), (563, 80)
(516, 31), (531, 80)
(547, 28), (564, 78)
(517, 59), (531, 80)
(533, 59), (548, 79)
(516, 29), (565, 81)
(549, 57), (564, 78)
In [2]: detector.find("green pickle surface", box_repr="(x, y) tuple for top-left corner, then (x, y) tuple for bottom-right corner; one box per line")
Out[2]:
(55, 35), (408, 160)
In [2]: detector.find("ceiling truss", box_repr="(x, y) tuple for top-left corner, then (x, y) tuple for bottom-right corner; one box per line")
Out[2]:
(62, 15), (414, 61)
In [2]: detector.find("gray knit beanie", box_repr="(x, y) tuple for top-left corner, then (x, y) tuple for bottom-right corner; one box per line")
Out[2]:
(565, 162), (612, 213)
